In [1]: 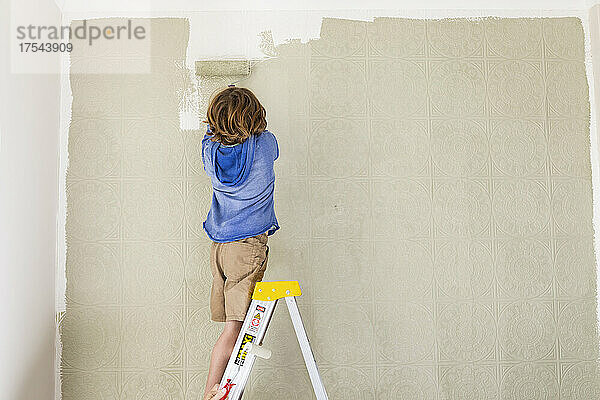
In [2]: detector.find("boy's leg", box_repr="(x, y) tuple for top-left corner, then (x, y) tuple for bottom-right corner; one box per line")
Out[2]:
(203, 233), (269, 398)
(204, 320), (243, 398)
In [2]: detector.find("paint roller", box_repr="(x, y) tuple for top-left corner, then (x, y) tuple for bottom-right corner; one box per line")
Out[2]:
(182, 59), (268, 130)
(195, 59), (252, 84)
(191, 59), (253, 130)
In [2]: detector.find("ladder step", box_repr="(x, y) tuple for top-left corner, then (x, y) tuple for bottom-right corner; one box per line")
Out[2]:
(245, 342), (271, 359)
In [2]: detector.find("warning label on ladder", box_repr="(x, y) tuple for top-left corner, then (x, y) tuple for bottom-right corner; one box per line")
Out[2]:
(248, 305), (264, 333)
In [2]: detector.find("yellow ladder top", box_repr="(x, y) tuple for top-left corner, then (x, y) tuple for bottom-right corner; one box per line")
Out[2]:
(252, 281), (302, 301)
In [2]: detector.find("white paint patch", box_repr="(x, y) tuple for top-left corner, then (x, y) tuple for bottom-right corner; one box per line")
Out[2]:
(586, 5), (600, 356)
(55, 12), (72, 400)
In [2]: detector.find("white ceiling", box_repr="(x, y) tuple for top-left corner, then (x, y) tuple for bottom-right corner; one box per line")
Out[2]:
(56, 0), (590, 13)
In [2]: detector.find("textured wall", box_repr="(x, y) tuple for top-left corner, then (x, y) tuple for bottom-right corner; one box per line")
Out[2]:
(61, 16), (600, 399)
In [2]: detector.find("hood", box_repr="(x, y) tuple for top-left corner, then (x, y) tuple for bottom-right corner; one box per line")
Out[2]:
(202, 126), (256, 187)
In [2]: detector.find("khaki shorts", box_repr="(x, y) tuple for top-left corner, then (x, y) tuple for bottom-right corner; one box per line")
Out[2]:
(209, 232), (269, 322)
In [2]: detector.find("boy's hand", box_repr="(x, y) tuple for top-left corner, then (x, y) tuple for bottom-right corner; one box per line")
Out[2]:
(204, 384), (227, 400)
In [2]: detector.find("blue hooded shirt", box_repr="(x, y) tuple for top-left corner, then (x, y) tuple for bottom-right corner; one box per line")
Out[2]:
(201, 127), (280, 243)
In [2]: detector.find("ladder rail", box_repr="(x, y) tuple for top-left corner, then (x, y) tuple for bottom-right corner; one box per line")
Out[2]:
(285, 296), (329, 400)
(217, 281), (328, 399)
(219, 298), (277, 400)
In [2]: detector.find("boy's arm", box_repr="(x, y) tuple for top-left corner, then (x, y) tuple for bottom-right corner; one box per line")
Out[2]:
(201, 125), (212, 172)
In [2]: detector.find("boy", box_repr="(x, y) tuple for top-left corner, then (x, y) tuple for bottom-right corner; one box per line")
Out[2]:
(201, 87), (279, 400)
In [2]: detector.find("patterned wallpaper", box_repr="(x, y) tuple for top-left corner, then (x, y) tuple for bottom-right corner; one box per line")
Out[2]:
(61, 16), (600, 399)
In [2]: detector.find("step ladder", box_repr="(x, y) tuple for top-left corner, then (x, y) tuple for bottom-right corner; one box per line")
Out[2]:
(218, 281), (328, 400)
